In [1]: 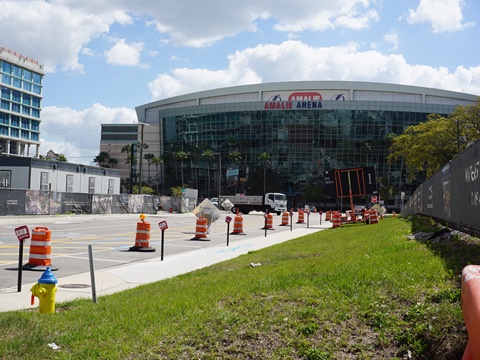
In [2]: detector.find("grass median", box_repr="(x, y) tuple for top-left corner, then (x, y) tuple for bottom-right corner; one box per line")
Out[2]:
(0, 216), (473, 359)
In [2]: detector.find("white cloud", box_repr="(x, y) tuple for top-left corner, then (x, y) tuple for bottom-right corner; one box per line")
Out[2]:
(0, 0), (473, 75)
(81, 48), (96, 57)
(333, 9), (379, 30)
(384, 31), (399, 51)
(148, 41), (480, 100)
(0, 0), (378, 58)
(0, 1), (119, 72)
(148, 66), (261, 100)
(105, 39), (144, 66)
(407, 0), (475, 33)
(41, 104), (137, 164)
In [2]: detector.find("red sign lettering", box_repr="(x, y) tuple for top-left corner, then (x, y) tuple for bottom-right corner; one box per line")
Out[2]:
(288, 92), (322, 101)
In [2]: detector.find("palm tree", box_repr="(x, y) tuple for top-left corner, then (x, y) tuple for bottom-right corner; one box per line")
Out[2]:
(151, 156), (163, 177)
(93, 151), (110, 167)
(257, 152), (271, 194)
(202, 149), (216, 198)
(151, 156), (163, 193)
(121, 144), (136, 175)
(144, 153), (155, 180)
(121, 144), (137, 193)
(107, 157), (118, 168)
(174, 151), (189, 185)
(227, 150), (242, 164)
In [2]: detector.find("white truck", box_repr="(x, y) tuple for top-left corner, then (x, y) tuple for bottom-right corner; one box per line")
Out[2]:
(219, 193), (287, 215)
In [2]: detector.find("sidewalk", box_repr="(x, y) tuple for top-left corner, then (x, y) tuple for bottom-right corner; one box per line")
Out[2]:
(0, 222), (330, 312)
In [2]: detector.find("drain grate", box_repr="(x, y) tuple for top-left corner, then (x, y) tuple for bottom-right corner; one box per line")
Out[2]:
(59, 284), (91, 289)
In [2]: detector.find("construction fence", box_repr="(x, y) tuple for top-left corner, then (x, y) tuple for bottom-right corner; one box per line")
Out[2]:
(401, 139), (480, 236)
(0, 190), (158, 215)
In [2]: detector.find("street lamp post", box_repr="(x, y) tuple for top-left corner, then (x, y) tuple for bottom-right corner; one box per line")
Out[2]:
(138, 121), (149, 194)
(218, 152), (222, 207)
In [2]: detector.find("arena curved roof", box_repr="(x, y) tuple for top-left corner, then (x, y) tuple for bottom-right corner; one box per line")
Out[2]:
(136, 81), (478, 121)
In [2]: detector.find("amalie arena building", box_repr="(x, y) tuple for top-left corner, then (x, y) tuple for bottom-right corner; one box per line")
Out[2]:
(134, 81), (478, 205)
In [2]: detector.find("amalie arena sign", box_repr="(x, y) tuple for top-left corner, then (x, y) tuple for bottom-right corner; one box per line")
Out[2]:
(263, 90), (347, 110)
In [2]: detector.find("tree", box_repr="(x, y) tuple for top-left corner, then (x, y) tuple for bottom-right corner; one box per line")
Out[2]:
(201, 150), (216, 198)
(121, 144), (137, 193)
(170, 186), (183, 197)
(449, 98), (480, 152)
(121, 144), (136, 176)
(388, 114), (458, 179)
(151, 156), (163, 176)
(151, 156), (163, 193)
(56, 154), (68, 162)
(108, 157), (118, 168)
(93, 151), (111, 167)
(257, 152), (271, 194)
(144, 153), (155, 179)
(132, 185), (155, 195)
(174, 151), (189, 186)
(388, 100), (480, 182)
(227, 151), (242, 164)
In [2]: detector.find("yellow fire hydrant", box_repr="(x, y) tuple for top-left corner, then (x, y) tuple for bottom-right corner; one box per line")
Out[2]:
(30, 267), (58, 314)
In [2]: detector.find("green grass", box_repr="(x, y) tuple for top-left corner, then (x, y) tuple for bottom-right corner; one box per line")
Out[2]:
(0, 217), (472, 359)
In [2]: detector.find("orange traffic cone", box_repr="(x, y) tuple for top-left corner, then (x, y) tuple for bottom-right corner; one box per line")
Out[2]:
(191, 217), (210, 240)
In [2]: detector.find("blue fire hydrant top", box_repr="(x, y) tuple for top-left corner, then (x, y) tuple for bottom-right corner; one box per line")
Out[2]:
(38, 267), (58, 284)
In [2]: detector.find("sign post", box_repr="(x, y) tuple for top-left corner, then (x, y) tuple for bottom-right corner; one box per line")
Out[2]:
(14, 225), (30, 292)
(264, 212), (268, 237)
(158, 221), (168, 261)
(306, 207), (310, 228)
(289, 209), (293, 232)
(225, 216), (232, 246)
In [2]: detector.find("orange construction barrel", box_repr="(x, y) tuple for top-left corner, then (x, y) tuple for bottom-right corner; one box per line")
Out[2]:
(23, 227), (58, 271)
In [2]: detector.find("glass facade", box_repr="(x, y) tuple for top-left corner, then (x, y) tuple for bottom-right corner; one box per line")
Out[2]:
(158, 100), (456, 200)
(135, 81), (477, 206)
(0, 47), (44, 156)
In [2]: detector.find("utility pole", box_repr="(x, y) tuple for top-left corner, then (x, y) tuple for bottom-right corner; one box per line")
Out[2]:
(138, 121), (149, 194)
(218, 152), (222, 207)
(129, 143), (135, 194)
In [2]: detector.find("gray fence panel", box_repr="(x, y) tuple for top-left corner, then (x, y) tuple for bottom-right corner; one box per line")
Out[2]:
(25, 190), (51, 215)
(61, 193), (93, 214)
(403, 140), (480, 236)
(92, 195), (113, 214)
(111, 195), (129, 214)
(0, 190), (26, 215)
(0, 190), (160, 216)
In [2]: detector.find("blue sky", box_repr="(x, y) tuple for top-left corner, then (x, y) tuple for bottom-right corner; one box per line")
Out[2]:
(1, 0), (479, 164)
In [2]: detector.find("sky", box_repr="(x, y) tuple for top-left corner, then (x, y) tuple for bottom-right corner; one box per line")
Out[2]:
(0, 0), (479, 165)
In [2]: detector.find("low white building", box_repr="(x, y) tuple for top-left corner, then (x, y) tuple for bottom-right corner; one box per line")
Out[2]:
(0, 156), (121, 194)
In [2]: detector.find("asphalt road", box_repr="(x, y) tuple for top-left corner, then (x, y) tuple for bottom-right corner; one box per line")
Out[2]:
(0, 211), (320, 290)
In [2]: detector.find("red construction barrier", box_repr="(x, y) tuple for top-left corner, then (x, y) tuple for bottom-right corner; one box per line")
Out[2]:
(461, 265), (480, 359)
